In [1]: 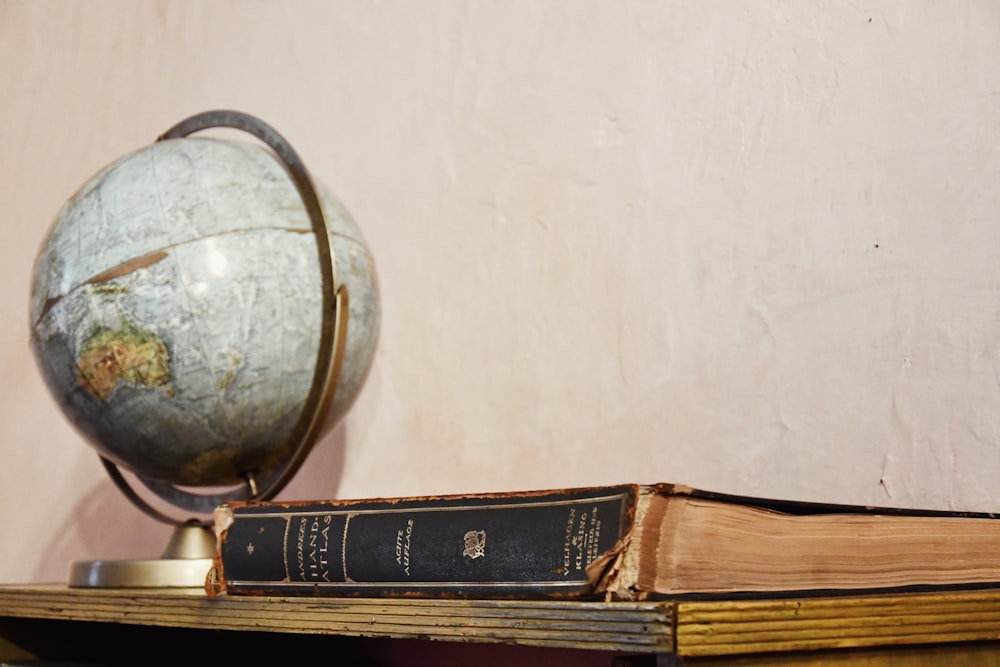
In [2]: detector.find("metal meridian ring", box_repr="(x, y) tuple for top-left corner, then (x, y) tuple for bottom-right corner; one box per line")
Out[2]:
(99, 110), (348, 524)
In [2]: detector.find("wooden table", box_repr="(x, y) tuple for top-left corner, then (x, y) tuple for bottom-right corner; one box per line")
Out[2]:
(2, 584), (1000, 665)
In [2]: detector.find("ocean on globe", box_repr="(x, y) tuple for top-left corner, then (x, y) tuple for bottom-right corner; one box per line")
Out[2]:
(29, 136), (379, 488)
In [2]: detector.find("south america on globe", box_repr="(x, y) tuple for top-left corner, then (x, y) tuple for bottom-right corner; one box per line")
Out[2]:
(29, 135), (380, 488)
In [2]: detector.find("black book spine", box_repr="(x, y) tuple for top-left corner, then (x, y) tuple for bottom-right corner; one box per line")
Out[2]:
(218, 485), (637, 598)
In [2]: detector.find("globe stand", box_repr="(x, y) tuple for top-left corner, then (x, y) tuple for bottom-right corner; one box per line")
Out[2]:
(68, 522), (215, 588)
(62, 110), (350, 589)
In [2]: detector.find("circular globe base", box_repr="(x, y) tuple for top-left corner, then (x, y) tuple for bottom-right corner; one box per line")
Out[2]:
(68, 557), (214, 588)
(68, 524), (215, 588)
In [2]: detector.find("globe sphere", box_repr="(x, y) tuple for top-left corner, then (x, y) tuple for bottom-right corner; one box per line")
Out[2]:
(29, 135), (379, 489)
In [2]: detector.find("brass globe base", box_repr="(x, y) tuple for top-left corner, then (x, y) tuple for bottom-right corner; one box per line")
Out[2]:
(68, 523), (215, 588)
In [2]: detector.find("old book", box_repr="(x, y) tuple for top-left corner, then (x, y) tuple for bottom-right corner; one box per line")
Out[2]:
(209, 485), (636, 598)
(207, 483), (1000, 599)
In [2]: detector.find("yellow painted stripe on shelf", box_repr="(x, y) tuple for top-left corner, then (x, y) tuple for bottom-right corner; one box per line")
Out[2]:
(676, 589), (1000, 656)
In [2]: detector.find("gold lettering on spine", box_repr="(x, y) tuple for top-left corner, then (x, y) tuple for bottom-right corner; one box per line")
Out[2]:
(319, 515), (332, 581)
(308, 519), (317, 577)
(403, 519), (413, 577)
(562, 508), (577, 576)
(586, 506), (603, 563)
(575, 511), (588, 571)
(562, 504), (606, 574)
(296, 517), (307, 580)
(294, 514), (336, 582)
(282, 516), (292, 581)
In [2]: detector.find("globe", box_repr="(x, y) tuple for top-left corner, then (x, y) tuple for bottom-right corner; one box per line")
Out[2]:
(28, 112), (379, 523)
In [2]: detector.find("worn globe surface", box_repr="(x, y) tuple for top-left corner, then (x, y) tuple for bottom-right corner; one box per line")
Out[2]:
(29, 137), (379, 487)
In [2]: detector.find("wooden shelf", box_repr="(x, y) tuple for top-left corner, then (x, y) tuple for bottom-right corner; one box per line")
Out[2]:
(3, 584), (1000, 664)
(0, 584), (672, 654)
(675, 589), (1000, 657)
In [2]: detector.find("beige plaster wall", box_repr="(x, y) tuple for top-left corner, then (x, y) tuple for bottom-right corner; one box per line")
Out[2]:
(2, 1), (999, 583)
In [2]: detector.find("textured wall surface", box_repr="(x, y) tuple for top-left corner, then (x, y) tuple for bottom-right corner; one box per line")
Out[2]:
(2, 1), (999, 583)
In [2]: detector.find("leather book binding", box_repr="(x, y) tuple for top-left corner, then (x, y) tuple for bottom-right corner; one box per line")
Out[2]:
(208, 483), (1000, 599)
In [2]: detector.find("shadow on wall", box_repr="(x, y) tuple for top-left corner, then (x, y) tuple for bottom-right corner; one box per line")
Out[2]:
(33, 427), (349, 582)
(34, 480), (175, 582)
(272, 423), (349, 501)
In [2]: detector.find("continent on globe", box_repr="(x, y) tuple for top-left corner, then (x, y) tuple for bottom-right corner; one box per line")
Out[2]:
(76, 321), (172, 401)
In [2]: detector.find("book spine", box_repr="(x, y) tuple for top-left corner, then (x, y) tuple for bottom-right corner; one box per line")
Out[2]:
(214, 485), (637, 598)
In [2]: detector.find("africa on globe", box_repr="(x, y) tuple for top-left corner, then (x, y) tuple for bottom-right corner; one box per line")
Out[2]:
(29, 120), (380, 497)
